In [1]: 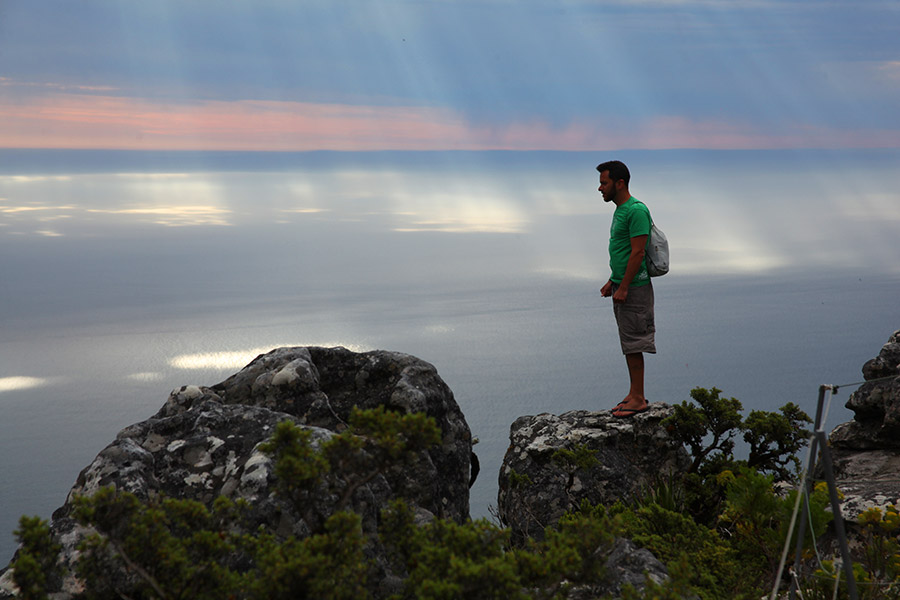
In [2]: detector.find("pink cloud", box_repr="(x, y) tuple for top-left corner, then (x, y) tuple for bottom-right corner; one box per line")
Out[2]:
(1, 93), (898, 151)
(0, 94), (483, 151)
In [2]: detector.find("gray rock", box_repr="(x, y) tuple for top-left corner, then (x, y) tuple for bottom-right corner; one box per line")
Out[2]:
(563, 537), (676, 600)
(825, 448), (900, 521)
(861, 330), (900, 381)
(497, 404), (690, 543)
(0, 347), (473, 599)
(832, 329), (900, 447)
(206, 346), (473, 521)
(826, 329), (900, 522)
(797, 328), (900, 578)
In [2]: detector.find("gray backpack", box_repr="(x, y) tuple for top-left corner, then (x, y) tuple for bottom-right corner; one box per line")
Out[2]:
(645, 221), (669, 277)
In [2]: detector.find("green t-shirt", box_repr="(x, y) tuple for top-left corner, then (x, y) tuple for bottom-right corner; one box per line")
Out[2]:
(608, 197), (651, 287)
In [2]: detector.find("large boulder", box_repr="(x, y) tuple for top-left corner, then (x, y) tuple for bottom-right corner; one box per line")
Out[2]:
(0, 347), (473, 599)
(497, 404), (689, 543)
(204, 346), (472, 520)
(826, 329), (900, 521)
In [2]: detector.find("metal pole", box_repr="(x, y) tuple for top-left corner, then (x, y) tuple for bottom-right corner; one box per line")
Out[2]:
(817, 428), (858, 600)
(788, 385), (827, 600)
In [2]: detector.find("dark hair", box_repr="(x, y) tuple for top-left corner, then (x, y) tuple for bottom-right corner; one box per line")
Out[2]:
(596, 160), (630, 186)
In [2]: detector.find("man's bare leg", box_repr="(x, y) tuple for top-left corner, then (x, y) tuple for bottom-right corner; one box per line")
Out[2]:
(613, 352), (648, 415)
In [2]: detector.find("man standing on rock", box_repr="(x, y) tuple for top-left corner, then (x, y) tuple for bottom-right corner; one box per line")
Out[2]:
(597, 160), (655, 418)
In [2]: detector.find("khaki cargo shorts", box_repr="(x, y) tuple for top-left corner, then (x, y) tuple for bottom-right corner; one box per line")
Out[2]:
(611, 282), (656, 355)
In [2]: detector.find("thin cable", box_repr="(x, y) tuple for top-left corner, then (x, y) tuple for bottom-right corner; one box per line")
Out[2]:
(771, 435), (815, 600)
(832, 374), (899, 395)
(828, 478), (900, 484)
(803, 485), (834, 575)
(807, 575), (900, 589)
(791, 570), (807, 600)
(831, 563), (841, 600)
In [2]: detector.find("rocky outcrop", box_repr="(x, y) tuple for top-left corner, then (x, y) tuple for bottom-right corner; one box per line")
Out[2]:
(496, 404), (691, 597)
(498, 404), (690, 543)
(827, 329), (900, 520)
(0, 346), (473, 599)
(205, 346), (473, 520)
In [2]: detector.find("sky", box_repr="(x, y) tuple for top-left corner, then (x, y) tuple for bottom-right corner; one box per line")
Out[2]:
(1, 0), (900, 152)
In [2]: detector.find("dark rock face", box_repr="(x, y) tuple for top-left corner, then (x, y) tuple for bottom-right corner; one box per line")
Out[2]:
(861, 331), (900, 382)
(826, 330), (900, 521)
(0, 347), (472, 598)
(831, 330), (900, 450)
(497, 404), (690, 543)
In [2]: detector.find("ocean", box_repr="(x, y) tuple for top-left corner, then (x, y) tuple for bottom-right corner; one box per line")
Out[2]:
(1, 149), (898, 564)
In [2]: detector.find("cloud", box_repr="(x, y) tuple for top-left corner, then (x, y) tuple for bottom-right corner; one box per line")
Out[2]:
(873, 61), (900, 83)
(2, 91), (900, 152)
(0, 93), (477, 151)
(0, 77), (117, 93)
(817, 60), (900, 106)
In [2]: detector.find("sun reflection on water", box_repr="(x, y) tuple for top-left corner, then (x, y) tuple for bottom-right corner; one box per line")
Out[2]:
(0, 376), (50, 393)
(168, 343), (366, 371)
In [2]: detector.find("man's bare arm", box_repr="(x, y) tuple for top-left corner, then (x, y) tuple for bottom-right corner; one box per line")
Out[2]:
(612, 234), (648, 303)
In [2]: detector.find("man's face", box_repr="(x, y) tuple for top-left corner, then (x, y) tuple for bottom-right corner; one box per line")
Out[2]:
(598, 171), (617, 203)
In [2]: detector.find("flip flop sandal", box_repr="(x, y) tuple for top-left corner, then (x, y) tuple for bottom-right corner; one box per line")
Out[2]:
(612, 406), (649, 419)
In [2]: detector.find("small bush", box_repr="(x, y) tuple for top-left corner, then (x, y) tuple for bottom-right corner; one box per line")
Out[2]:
(11, 516), (61, 600)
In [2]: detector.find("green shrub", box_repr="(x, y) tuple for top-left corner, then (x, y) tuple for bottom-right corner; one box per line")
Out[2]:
(382, 498), (695, 600)
(800, 505), (900, 600)
(249, 511), (370, 600)
(10, 516), (61, 600)
(742, 402), (811, 480)
(613, 501), (753, 600)
(718, 467), (831, 591)
(381, 499), (526, 600)
(7, 390), (825, 600)
(662, 386), (812, 527)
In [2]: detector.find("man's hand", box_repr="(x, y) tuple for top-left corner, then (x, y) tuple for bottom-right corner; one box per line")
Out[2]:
(612, 234), (647, 304)
(600, 280), (613, 297)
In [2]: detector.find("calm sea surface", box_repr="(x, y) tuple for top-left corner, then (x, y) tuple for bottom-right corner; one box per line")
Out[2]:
(1, 149), (898, 563)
